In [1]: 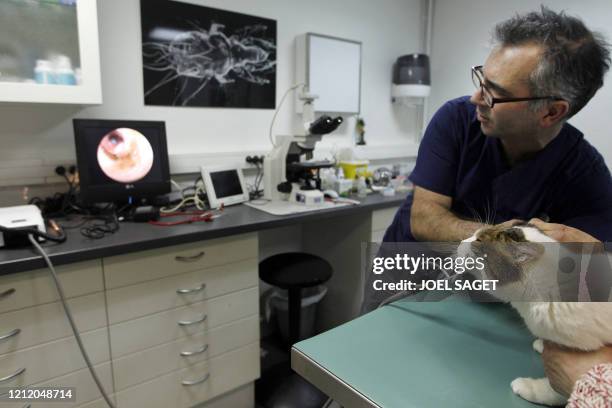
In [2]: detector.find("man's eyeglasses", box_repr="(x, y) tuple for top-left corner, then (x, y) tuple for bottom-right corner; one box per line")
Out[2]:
(471, 65), (563, 108)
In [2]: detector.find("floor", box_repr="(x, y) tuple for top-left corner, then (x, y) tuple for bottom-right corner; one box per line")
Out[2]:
(255, 322), (329, 408)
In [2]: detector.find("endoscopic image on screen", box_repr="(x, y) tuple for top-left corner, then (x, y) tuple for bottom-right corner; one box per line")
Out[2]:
(97, 128), (154, 183)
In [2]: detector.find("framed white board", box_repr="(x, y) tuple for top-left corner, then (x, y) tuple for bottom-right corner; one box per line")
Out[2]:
(296, 33), (361, 114)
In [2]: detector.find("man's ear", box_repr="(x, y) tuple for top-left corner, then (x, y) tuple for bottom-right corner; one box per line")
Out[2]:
(540, 100), (570, 127)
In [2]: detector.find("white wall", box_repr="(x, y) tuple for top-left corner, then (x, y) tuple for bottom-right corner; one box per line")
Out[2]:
(0, 0), (424, 187)
(428, 0), (612, 167)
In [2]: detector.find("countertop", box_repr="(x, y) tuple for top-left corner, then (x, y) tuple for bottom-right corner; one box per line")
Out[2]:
(292, 299), (543, 408)
(0, 193), (406, 275)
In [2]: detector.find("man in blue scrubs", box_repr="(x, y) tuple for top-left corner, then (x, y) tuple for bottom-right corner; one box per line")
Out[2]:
(384, 7), (612, 243)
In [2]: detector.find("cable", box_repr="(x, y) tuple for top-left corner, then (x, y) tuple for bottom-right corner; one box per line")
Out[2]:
(247, 162), (265, 200)
(80, 214), (120, 240)
(28, 235), (116, 408)
(170, 179), (183, 198)
(160, 180), (206, 212)
(269, 82), (305, 147)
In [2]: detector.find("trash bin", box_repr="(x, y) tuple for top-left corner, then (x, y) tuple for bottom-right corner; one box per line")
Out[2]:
(268, 285), (328, 343)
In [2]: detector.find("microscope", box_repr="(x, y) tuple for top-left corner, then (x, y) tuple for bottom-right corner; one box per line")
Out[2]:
(263, 90), (343, 202)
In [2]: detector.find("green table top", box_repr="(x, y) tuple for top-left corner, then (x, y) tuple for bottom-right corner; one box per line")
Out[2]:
(292, 300), (544, 408)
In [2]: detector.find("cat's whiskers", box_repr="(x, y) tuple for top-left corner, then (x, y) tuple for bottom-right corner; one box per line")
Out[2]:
(484, 197), (492, 225)
(465, 202), (485, 225)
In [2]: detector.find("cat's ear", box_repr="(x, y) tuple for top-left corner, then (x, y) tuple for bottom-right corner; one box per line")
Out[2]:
(510, 242), (544, 265)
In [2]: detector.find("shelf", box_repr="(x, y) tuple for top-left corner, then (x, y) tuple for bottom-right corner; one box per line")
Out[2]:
(0, 0), (101, 104)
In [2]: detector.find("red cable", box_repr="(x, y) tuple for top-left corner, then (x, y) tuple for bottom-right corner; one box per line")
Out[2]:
(148, 208), (223, 227)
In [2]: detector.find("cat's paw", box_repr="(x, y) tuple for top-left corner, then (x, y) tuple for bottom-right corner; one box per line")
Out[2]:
(511, 377), (537, 401)
(532, 339), (544, 354)
(511, 377), (566, 406)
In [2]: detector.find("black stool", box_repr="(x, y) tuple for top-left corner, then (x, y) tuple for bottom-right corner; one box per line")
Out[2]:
(259, 252), (333, 346)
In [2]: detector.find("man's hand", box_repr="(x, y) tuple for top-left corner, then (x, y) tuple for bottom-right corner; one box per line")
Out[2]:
(542, 341), (612, 396)
(529, 218), (600, 243)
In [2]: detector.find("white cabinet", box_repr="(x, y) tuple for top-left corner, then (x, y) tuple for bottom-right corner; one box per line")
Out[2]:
(0, 0), (102, 104)
(0, 233), (260, 407)
(0, 260), (109, 407)
(114, 343), (259, 408)
(104, 233), (260, 407)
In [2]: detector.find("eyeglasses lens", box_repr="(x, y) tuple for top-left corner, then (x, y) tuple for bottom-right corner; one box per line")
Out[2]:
(472, 67), (492, 107)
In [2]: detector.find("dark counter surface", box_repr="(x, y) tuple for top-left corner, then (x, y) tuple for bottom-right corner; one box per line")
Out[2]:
(0, 193), (406, 275)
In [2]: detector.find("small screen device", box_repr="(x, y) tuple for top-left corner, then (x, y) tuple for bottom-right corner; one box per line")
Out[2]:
(201, 165), (249, 208)
(73, 119), (171, 204)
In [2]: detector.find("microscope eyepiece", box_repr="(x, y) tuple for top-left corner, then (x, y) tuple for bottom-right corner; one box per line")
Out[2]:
(308, 115), (344, 135)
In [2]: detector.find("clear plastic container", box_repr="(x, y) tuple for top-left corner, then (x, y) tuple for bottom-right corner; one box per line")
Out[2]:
(34, 59), (55, 84)
(54, 55), (76, 85)
(357, 176), (368, 197)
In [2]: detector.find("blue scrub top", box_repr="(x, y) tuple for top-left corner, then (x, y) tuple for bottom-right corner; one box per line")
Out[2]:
(384, 96), (612, 242)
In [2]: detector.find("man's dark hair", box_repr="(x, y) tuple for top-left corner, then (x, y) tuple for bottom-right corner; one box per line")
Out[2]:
(493, 6), (611, 118)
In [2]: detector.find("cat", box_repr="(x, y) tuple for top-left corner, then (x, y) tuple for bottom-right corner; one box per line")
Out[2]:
(458, 222), (612, 406)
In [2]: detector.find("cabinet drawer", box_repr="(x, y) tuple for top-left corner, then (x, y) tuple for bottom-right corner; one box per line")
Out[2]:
(28, 362), (114, 408)
(0, 260), (103, 314)
(371, 207), (399, 232)
(109, 286), (258, 358)
(0, 328), (109, 388)
(115, 342), (259, 408)
(106, 258), (257, 324)
(0, 292), (106, 356)
(104, 233), (257, 289)
(113, 315), (259, 391)
(180, 342), (259, 408)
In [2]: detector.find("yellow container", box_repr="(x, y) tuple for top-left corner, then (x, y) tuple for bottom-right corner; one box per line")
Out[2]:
(338, 160), (369, 179)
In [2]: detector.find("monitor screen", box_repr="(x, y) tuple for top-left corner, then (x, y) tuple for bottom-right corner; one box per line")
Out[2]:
(210, 170), (244, 198)
(73, 119), (170, 203)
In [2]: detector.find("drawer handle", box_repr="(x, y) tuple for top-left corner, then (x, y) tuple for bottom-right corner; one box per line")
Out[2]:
(0, 288), (16, 300)
(176, 283), (206, 295)
(0, 367), (25, 383)
(177, 314), (207, 326)
(0, 328), (20, 342)
(175, 252), (205, 263)
(180, 344), (208, 357)
(181, 373), (210, 386)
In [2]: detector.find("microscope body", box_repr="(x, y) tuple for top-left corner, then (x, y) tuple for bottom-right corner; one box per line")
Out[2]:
(263, 90), (343, 201)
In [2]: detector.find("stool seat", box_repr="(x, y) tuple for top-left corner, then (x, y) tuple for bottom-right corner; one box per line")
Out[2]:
(259, 252), (333, 347)
(259, 252), (332, 289)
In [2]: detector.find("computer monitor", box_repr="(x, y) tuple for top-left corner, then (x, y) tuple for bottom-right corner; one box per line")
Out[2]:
(73, 119), (171, 204)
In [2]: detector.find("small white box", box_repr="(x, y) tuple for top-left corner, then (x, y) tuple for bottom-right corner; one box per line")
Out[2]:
(0, 205), (46, 247)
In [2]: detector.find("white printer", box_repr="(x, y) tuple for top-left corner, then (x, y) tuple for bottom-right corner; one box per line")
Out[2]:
(0, 205), (46, 248)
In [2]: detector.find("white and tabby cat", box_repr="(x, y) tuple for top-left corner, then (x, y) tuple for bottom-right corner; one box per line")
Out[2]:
(459, 223), (612, 406)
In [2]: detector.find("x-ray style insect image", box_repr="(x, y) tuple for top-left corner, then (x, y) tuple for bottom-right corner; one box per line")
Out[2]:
(141, 0), (277, 108)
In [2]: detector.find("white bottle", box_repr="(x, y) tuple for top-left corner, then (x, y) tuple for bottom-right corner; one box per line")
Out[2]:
(54, 55), (76, 85)
(34, 60), (54, 84)
(357, 176), (368, 197)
